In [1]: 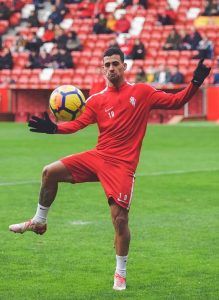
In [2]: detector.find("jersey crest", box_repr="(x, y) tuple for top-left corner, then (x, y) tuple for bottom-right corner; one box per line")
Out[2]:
(130, 96), (136, 107)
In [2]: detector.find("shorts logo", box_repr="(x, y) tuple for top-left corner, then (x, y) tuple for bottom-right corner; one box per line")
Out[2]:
(117, 193), (128, 203)
(130, 97), (136, 107)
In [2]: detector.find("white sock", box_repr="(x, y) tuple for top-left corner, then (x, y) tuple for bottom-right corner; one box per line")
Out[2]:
(32, 204), (49, 224)
(115, 255), (128, 278)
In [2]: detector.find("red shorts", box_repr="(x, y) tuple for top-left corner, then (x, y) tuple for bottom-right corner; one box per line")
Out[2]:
(60, 150), (135, 210)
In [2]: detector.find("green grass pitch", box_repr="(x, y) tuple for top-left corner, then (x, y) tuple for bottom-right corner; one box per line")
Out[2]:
(0, 122), (219, 300)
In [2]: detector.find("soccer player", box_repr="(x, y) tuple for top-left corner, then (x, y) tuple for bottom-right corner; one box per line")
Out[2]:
(9, 47), (210, 291)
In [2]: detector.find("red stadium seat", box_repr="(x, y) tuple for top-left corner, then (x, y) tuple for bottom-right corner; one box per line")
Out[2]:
(61, 75), (73, 85)
(89, 57), (101, 67)
(178, 57), (189, 66)
(147, 48), (158, 58)
(83, 75), (94, 88)
(166, 57), (178, 66)
(9, 12), (21, 26)
(0, 20), (9, 34)
(78, 57), (92, 67)
(50, 74), (61, 85)
(157, 50), (169, 58)
(155, 57), (166, 66)
(168, 51), (180, 58)
(87, 66), (99, 74)
(29, 75), (40, 88)
(18, 74), (29, 84)
(74, 67), (87, 75)
(72, 75), (83, 87)
(144, 58), (155, 67)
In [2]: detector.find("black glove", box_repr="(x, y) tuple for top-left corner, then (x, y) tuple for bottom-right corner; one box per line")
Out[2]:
(28, 112), (57, 134)
(192, 58), (211, 87)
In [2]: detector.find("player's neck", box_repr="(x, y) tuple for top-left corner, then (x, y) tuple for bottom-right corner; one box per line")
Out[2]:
(108, 78), (126, 90)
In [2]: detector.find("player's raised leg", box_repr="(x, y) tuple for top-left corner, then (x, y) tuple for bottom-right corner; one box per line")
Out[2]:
(9, 161), (73, 235)
(109, 198), (130, 291)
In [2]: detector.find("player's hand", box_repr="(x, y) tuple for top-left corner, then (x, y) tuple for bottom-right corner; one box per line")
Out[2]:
(192, 58), (211, 87)
(28, 112), (57, 134)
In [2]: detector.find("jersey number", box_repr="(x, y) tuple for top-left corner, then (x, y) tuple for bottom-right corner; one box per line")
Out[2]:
(108, 111), (114, 118)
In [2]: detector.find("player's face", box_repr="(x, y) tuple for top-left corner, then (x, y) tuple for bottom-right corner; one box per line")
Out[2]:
(103, 55), (127, 84)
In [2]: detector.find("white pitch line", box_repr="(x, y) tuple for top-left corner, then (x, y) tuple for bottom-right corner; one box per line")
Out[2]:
(137, 168), (219, 177)
(0, 180), (40, 187)
(69, 220), (93, 225)
(0, 168), (218, 187)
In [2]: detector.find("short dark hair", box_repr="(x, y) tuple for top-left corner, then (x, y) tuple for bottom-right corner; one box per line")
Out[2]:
(103, 47), (124, 62)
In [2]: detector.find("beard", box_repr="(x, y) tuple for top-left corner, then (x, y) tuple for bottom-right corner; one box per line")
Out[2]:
(107, 73), (119, 83)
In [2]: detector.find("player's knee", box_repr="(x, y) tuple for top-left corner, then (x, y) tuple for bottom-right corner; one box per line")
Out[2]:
(42, 165), (56, 182)
(114, 216), (128, 236)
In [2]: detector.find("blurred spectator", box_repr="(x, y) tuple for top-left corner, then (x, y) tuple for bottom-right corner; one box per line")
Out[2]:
(26, 10), (39, 27)
(157, 5), (176, 25)
(135, 66), (146, 82)
(66, 31), (82, 51)
(115, 14), (130, 33)
(154, 66), (170, 84)
(179, 28), (202, 50)
(131, 39), (145, 60)
(14, 33), (28, 52)
(57, 48), (74, 69)
(33, 0), (44, 10)
(38, 50), (52, 68)
(56, 0), (69, 19)
(0, 2), (10, 20)
(163, 28), (181, 50)
(47, 3), (68, 25)
(0, 35), (2, 50)
(55, 27), (68, 49)
(108, 39), (120, 48)
(202, 0), (219, 16)
(106, 13), (116, 32)
(170, 66), (184, 84)
(27, 51), (41, 69)
(120, 38), (133, 59)
(213, 68), (219, 83)
(145, 67), (155, 83)
(50, 47), (60, 69)
(93, 14), (110, 34)
(139, 0), (148, 9)
(194, 35), (214, 59)
(25, 33), (42, 52)
(122, 0), (133, 7)
(42, 22), (55, 42)
(64, 0), (83, 2)
(122, 0), (148, 8)
(0, 48), (13, 69)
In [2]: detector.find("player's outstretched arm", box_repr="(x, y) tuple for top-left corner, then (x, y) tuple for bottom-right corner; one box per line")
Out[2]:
(28, 112), (57, 134)
(191, 58), (211, 87)
(150, 58), (211, 110)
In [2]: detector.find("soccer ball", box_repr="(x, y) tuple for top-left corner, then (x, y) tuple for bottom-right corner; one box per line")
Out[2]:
(49, 85), (86, 121)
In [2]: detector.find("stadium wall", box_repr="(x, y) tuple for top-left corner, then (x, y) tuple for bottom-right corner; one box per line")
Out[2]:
(0, 86), (218, 122)
(0, 88), (10, 112)
(207, 87), (219, 121)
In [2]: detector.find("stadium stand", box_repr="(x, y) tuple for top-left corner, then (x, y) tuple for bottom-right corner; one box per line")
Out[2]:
(0, 0), (218, 122)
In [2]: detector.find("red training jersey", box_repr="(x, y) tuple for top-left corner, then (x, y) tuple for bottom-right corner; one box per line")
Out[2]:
(57, 82), (198, 170)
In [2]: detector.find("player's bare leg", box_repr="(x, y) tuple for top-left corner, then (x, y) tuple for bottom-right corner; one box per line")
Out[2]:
(38, 161), (73, 207)
(9, 161), (73, 234)
(109, 198), (130, 290)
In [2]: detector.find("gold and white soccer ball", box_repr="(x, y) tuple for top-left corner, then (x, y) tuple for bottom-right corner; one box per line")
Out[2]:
(49, 85), (86, 121)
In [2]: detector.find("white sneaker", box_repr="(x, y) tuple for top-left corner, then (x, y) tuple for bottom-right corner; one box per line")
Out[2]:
(9, 219), (47, 235)
(113, 273), (126, 291)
